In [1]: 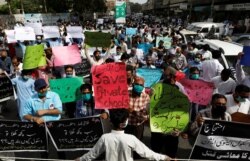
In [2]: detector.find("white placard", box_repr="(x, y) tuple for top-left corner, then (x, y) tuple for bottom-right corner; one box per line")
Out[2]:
(25, 23), (43, 35)
(42, 26), (60, 39)
(4, 30), (16, 43)
(66, 26), (83, 38)
(14, 26), (36, 41)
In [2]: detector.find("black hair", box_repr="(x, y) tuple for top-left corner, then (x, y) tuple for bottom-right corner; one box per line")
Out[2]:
(80, 83), (92, 92)
(221, 68), (231, 77)
(109, 109), (129, 129)
(105, 58), (115, 63)
(93, 50), (100, 56)
(64, 65), (74, 70)
(235, 84), (250, 93)
(189, 67), (200, 74)
(211, 93), (227, 104)
(121, 53), (130, 60)
(202, 44), (210, 51)
(21, 69), (33, 76)
(212, 50), (221, 59)
(126, 65), (134, 72)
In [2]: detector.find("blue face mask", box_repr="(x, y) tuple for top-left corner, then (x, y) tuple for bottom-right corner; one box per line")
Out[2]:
(38, 91), (47, 98)
(236, 96), (246, 103)
(191, 74), (200, 80)
(22, 76), (29, 81)
(82, 93), (92, 101)
(133, 84), (144, 94)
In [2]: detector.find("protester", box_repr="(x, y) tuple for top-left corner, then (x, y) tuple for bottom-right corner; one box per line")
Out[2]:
(236, 52), (250, 88)
(84, 45), (111, 66)
(10, 56), (23, 78)
(0, 48), (11, 74)
(75, 109), (172, 161)
(142, 55), (156, 69)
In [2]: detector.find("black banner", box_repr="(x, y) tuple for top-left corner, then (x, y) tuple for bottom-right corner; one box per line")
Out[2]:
(0, 120), (47, 152)
(190, 120), (250, 160)
(0, 72), (14, 102)
(46, 116), (103, 151)
(74, 58), (91, 77)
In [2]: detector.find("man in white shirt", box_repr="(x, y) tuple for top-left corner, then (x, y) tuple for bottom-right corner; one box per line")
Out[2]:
(236, 52), (250, 88)
(84, 45), (111, 66)
(75, 109), (171, 161)
(212, 68), (236, 95)
(225, 84), (250, 115)
(199, 44), (212, 60)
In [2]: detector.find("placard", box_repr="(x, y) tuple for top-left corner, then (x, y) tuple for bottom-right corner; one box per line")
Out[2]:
(180, 79), (214, 106)
(66, 26), (83, 38)
(46, 116), (103, 151)
(14, 26), (36, 41)
(156, 37), (172, 49)
(0, 120), (47, 152)
(136, 68), (162, 87)
(150, 83), (189, 133)
(240, 46), (250, 66)
(49, 77), (83, 103)
(0, 72), (14, 102)
(25, 23), (43, 35)
(52, 45), (81, 67)
(74, 58), (91, 77)
(4, 30), (16, 43)
(190, 120), (250, 160)
(23, 44), (46, 70)
(126, 28), (137, 35)
(85, 31), (112, 47)
(42, 26), (60, 39)
(92, 63), (129, 109)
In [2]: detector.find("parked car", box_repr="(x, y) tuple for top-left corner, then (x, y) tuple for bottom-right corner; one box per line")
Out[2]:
(235, 35), (250, 46)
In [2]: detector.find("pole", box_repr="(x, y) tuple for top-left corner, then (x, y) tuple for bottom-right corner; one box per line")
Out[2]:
(43, 0), (47, 13)
(20, 0), (24, 14)
(210, 0), (215, 18)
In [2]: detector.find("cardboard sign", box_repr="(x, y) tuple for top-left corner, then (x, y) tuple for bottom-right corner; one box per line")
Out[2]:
(66, 26), (83, 38)
(0, 120), (47, 152)
(85, 31), (112, 47)
(115, 1), (126, 24)
(4, 30), (16, 43)
(14, 26), (36, 41)
(0, 72), (14, 102)
(190, 120), (250, 160)
(49, 77), (83, 103)
(74, 58), (91, 77)
(156, 37), (172, 49)
(231, 112), (250, 123)
(136, 68), (162, 87)
(240, 46), (250, 66)
(137, 43), (154, 55)
(92, 63), (129, 109)
(25, 23), (43, 35)
(23, 44), (46, 69)
(52, 45), (81, 67)
(180, 79), (214, 106)
(46, 116), (103, 151)
(150, 83), (189, 133)
(42, 26), (60, 39)
(126, 28), (137, 35)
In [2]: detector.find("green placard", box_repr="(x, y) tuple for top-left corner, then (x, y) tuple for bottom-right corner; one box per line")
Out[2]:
(49, 77), (84, 103)
(150, 83), (190, 134)
(85, 31), (112, 48)
(23, 44), (46, 69)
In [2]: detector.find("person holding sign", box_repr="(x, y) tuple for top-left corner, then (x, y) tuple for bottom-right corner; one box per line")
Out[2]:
(22, 78), (62, 124)
(236, 52), (250, 89)
(75, 109), (172, 161)
(0, 48), (11, 74)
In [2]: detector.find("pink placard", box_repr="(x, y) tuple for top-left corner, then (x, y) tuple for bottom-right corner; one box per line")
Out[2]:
(180, 79), (214, 105)
(92, 63), (129, 109)
(52, 45), (81, 66)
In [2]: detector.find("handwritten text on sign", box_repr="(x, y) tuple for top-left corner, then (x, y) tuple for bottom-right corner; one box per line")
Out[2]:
(92, 63), (129, 109)
(190, 120), (250, 160)
(150, 83), (189, 133)
(46, 116), (103, 151)
(0, 120), (47, 152)
(0, 72), (14, 102)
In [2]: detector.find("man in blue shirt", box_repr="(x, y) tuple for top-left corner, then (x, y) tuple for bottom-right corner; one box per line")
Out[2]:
(0, 48), (11, 74)
(22, 78), (62, 124)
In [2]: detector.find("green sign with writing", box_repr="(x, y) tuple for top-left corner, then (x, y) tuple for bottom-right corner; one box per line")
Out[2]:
(23, 44), (46, 69)
(150, 83), (190, 133)
(49, 77), (84, 103)
(115, 1), (126, 23)
(85, 31), (112, 48)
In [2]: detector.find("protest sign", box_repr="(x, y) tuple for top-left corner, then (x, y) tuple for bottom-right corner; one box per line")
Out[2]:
(49, 77), (83, 103)
(126, 28), (137, 35)
(4, 30), (16, 43)
(190, 120), (250, 160)
(137, 43), (154, 55)
(115, 1), (126, 24)
(42, 26), (60, 39)
(46, 116), (103, 151)
(0, 72), (14, 102)
(14, 26), (36, 41)
(92, 63), (129, 109)
(150, 83), (189, 133)
(231, 112), (250, 123)
(97, 19), (104, 24)
(66, 26), (83, 38)
(240, 46), (250, 66)
(23, 44), (46, 69)
(180, 79), (214, 106)
(74, 58), (91, 77)
(156, 37), (172, 49)
(85, 31), (112, 47)
(136, 68), (162, 87)
(25, 23), (43, 35)
(0, 120), (47, 152)
(52, 45), (81, 67)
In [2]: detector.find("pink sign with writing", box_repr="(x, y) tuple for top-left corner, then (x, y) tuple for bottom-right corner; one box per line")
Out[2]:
(180, 79), (214, 105)
(52, 45), (81, 66)
(92, 63), (129, 109)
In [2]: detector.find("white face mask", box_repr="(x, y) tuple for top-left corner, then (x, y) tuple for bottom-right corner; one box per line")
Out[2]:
(120, 119), (128, 128)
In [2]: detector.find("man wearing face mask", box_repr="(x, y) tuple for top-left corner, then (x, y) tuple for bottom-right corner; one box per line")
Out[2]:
(0, 48), (11, 74)
(11, 69), (36, 119)
(75, 83), (108, 119)
(225, 84), (250, 115)
(190, 94), (231, 136)
(22, 78), (62, 124)
(173, 47), (187, 71)
(188, 53), (203, 72)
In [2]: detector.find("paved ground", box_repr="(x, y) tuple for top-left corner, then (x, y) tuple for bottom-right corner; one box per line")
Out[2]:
(0, 100), (195, 161)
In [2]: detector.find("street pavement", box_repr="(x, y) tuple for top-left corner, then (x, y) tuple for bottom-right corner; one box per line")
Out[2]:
(0, 100), (195, 161)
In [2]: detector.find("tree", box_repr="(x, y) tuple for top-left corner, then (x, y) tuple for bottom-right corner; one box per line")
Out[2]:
(129, 2), (142, 13)
(5, 0), (12, 14)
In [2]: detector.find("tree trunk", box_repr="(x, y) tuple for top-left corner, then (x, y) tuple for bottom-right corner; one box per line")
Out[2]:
(7, 1), (12, 15)
(20, 0), (24, 14)
(43, 0), (47, 13)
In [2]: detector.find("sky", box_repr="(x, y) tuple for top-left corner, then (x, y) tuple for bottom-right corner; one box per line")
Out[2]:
(129, 0), (147, 4)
